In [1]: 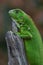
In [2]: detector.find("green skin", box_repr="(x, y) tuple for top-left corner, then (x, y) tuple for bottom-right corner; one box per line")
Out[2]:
(9, 9), (43, 65)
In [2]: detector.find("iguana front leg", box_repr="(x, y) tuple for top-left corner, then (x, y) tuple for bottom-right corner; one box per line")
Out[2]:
(16, 31), (32, 39)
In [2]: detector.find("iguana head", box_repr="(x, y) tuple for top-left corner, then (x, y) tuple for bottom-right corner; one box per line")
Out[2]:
(9, 9), (30, 31)
(9, 9), (28, 28)
(9, 9), (34, 28)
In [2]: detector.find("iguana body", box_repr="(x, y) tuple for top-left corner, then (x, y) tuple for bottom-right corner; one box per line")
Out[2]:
(9, 9), (43, 65)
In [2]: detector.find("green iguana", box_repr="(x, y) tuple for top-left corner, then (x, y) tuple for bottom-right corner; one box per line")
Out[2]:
(9, 9), (43, 65)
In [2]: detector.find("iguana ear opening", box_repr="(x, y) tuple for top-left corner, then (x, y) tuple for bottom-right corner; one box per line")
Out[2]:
(15, 10), (19, 14)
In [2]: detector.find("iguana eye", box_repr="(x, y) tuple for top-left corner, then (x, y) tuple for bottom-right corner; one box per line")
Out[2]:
(15, 10), (19, 14)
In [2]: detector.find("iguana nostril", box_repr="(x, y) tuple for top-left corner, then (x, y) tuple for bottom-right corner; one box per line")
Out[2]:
(16, 10), (19, 13)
